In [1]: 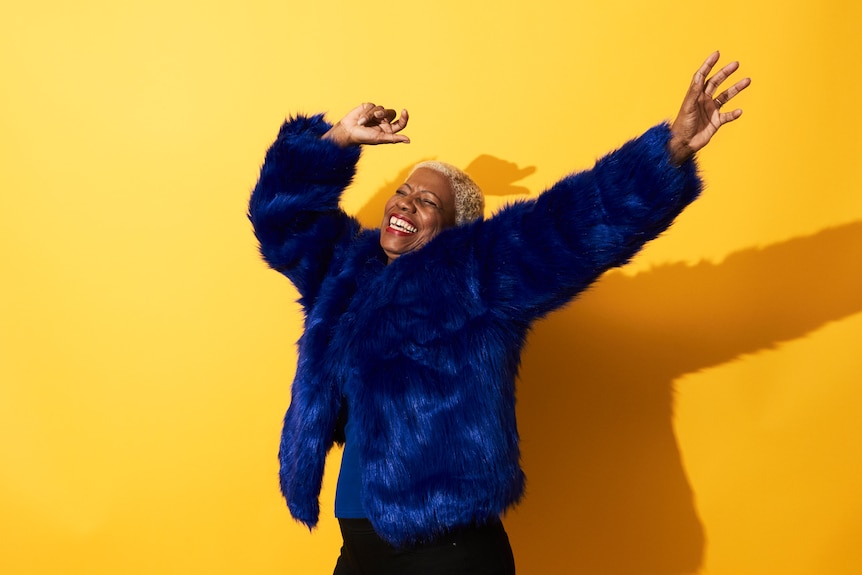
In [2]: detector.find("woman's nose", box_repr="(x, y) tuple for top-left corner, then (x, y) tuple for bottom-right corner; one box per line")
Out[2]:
(397, 194), (417, 212)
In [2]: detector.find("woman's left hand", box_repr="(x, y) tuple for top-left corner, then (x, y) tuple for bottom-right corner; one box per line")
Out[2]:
(669, 51), (751, 165)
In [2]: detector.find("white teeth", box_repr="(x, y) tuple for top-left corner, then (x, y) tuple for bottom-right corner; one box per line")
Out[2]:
(389, 216), (417, 233)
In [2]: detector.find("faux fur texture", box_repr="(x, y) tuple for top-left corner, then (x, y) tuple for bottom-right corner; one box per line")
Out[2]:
(248, 114), (702, 547)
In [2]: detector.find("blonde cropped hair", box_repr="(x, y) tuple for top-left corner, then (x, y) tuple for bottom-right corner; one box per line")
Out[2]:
(410, 161), (485, 226)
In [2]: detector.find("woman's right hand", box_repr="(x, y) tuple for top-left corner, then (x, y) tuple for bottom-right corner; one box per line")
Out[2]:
(323, 103), (410, 147)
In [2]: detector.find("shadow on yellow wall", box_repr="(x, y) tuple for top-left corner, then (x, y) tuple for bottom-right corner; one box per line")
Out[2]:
(352, 156), (862, 575)
(510, 221), (862, 575)
(354, 155), (537, 226)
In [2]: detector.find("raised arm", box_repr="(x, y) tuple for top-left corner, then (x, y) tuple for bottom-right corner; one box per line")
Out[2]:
(474, 124), (701, 319)
(248, 114), (361, 307)
(248, 103), (411, 307)
(474, 52), (750, 319)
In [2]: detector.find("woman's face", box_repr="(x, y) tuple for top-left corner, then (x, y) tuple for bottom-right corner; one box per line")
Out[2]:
(380, 167), (457, 264)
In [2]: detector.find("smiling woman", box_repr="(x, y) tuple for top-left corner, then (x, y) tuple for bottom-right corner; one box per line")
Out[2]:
(383, 163), (488, 263)
(326, 107), (486, 264)
(379, 167), (459, 263)
(247, 52), (750, 575)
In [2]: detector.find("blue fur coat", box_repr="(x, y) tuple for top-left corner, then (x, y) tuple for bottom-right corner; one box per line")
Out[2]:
(248, 114), (701, 547)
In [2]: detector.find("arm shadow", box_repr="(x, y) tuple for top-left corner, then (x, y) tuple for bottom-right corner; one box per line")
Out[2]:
(509, 221), (862, 574)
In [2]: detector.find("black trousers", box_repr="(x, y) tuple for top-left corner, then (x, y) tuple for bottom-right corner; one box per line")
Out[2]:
(333, 518), (516, 575)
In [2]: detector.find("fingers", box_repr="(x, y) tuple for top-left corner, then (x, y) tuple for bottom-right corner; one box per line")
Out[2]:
(357, 103), (398, 127)
(384, 132), (411, 144)
(691, 52), (751, 121)
(353, 102), (376, 126)
(704, 60), (740, 97)
(378, 109), (410, 144)
(390, 109), (409, 132)
(713, 76), (752, 111)
(380, 110), (410, 143)
(348, 103), (410, 145)
(692, 51), (721, 88)
(717, 107), (744, 128)
(725, 108), (744, 122)
(697, 52), (751, 101)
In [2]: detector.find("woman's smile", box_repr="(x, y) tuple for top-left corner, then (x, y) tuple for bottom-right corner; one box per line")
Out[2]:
(386, 214), (418, 235)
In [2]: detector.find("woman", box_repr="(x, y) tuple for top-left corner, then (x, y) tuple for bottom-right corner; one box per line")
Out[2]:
(249, 51), (749, 574)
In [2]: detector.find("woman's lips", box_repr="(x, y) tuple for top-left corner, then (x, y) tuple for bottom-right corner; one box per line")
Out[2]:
(386, 214), (417, 235)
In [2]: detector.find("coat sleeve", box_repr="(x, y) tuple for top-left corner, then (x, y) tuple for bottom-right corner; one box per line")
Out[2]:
(474, 122), (703, 320)
(248, 114), (361, 307)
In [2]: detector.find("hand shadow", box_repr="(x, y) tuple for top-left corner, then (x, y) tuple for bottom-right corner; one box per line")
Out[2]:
(353, 155), (862, 575)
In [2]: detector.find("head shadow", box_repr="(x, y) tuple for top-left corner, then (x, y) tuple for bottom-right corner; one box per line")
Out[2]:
(353, 155), (537, 229)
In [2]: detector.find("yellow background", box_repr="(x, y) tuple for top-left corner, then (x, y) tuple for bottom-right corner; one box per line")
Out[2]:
(2, 0), (860, 573)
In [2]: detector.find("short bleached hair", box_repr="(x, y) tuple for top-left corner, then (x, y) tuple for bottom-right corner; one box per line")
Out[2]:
(409, 161), (485, 226)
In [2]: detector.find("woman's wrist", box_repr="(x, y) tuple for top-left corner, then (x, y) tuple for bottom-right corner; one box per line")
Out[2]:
(323, 122), (354, 147)
(667, 134), (694, 167)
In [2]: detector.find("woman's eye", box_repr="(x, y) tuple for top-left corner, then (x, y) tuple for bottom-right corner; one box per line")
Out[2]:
(423, 199), (437, 207)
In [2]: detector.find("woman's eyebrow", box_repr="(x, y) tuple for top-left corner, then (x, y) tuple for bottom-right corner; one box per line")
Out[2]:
(402, 182), (443, 202)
